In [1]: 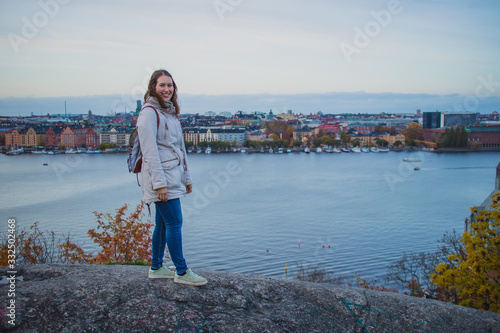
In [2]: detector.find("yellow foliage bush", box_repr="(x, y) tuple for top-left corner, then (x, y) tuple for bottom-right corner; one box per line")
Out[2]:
(431, 192), (500, 313)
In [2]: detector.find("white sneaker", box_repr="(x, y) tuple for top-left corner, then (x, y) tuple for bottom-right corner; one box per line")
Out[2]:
(148, 266), (175, 279)
(174, 269), (207, 286)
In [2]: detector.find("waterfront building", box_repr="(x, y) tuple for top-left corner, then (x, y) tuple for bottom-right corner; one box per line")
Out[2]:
(5, 126), (57, 147)
(423, 128), (446, 142)
(84, 128), (100, 148)
(312, 124), (341, 137)
(350, 133), (373, 146)
(217, 128), (247, 146)
(45, 127), (62, 147)
(4, 128), (21, 147)
(246, 130), (267, 141)
(423, 111), (477, 129)
(184, 129), (200, 146)
(423, 112), (442, 129)
(61, 126), (76, 148)
(293, 127), (312, 141)
(377, 132), (405, 146)
(468, 125), (500, 149)
(346, 123), (376, 134)
(199, 128), (219, 143)
(443, 112), (476, 127)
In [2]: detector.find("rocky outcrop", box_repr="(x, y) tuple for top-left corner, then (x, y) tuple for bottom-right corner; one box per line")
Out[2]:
(1, 264), (499, 332)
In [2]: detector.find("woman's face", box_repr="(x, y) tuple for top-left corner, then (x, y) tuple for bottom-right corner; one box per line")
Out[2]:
(155, 75), (174, 102)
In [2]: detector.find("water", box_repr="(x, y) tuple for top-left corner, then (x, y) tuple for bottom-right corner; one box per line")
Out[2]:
(1, 151), (498, 281)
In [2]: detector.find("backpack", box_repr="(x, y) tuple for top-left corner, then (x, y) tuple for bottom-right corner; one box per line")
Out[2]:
(127, 106), (160, 185)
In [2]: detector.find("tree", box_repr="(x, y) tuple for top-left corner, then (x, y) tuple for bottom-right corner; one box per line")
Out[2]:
(285, 126), (295, 140)
(459, 126), (469, 147)
(269, 133), (280, 141)
(377, 139), (389, 147)
(393, 140), (402, 147)
(340, 131), (350, 146)
(386, 230), (463, 298)
(431, 192), (500, 313)
(401, 123), (424, 141)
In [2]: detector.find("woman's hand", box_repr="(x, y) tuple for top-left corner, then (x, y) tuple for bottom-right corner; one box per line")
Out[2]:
(186, 184), (192, 194)
(156, 187), (168, 201)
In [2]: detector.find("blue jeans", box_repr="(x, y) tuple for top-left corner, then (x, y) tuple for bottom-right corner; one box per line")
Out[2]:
(151, 199), (188, 274)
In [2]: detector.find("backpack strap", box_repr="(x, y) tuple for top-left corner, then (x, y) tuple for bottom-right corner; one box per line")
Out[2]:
(143, 106), (161, 130)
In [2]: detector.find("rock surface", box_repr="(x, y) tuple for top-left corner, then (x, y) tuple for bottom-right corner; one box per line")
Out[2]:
(1, 264), (499, 332)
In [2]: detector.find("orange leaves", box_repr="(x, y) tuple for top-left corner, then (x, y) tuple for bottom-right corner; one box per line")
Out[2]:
(87, 202), (153, 265)
(0, 202), (154, 267)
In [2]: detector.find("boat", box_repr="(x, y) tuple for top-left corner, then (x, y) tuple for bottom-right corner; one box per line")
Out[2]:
(205, 147), (212, 154)
(414, 167), (421, 170)
(196, 148), (202, 154)
(278, 147), (284, 154)
(43, 163), (48, 166)
(304, 147), (310, 154)
(6, 148), (24, 156)
(350, 147), (361, 153)
(85, 149), (101, 154)
(403, 158), (422, 162)
(32, 150), (46, 154)
(286, 149), (292, 153)
(378, 148), (390, 153)
(361, 147), (370, 153)
(332, 148), (341, 153)
(370, 147), (379, 153)
(240, 149), (246, 153)
(65, 149), (77, 154)
(269, 148), (274, 154)
(324, 147), (333, 153)
(315, 147), (322, 153)
(341, 148), (350, 153)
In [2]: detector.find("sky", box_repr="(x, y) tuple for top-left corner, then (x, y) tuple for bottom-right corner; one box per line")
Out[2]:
(0, 0), (499, 116)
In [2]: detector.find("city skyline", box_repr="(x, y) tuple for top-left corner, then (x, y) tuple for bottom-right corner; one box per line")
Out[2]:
(1, 0), (499, 116)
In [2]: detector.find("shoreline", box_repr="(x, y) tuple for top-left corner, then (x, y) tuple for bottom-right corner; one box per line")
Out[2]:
(2, 147), (500, 155)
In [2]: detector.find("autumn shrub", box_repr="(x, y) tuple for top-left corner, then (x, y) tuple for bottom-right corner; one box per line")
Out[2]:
(0, 221), (87, 265)
(431, 192), (500, 313)
(0, 202), (154, 266)
(293, 264), (344, 285)
(87, 202), (154, 265)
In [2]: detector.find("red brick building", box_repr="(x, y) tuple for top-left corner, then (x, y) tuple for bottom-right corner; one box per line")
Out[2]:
(468, 125), (500, 149)
(45, 127), (62, 147)
(423, 129), (446, 142)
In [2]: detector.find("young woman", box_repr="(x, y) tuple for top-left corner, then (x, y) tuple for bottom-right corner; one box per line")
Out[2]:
(137, 69), (207, 286)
